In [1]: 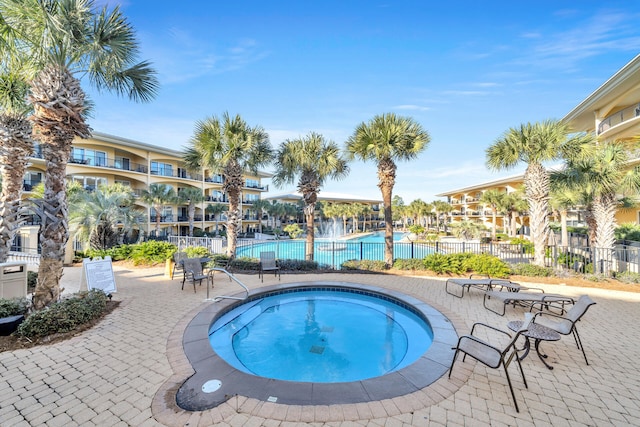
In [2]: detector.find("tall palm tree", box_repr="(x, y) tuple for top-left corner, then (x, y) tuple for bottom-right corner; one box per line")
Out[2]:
(176, 187), (205, 237)
(184, 113), (273, 257)
(486, 120), (593, 266)
(272, 132), (349, 261)
(480, 189), (505, 241)
(0, 68), (34, 262)
(552, 141), (640, 256)
(1, 0), (158, 308)
(346, 113), (430, 266)
(205, 203), (228, 236)
(141, 184), (177, 238)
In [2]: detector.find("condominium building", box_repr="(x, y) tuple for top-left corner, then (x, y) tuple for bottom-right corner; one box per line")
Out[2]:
(23, 131), (270, 240)
(437, 53), (640, 230)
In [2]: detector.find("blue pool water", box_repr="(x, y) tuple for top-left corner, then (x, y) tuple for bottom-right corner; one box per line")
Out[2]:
(208, 288), (434, 383)
(236, 231), (435, 268)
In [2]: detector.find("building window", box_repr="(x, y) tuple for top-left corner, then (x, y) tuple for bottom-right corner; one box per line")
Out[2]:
(71, 147), (107, 166)
(115, 156), (131, 171)
(70, 175), (107, 191)
(151, 161), (174, 177)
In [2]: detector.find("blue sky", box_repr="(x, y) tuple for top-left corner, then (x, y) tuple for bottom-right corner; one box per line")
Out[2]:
(87, 1), (640, 204)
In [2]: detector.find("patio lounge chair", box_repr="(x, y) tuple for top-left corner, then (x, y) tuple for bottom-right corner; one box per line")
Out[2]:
(533, 295), (596, 365)
(259, 251), (280, 282)
(449, 313), (533, 412)
(484, 289), (574, 316)
(445, 274), (522, 298)
(182, 258), (209, 293)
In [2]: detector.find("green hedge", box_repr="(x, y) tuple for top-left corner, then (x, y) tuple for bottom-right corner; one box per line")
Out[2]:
(0, 298), (29, 318)
(16, 290), (109, 338)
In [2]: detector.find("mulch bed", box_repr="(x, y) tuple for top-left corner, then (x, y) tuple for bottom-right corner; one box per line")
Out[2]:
(0, 300), (120, 353)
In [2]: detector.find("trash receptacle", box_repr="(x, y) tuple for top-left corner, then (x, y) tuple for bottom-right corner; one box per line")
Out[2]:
(0, 262), (28, 299)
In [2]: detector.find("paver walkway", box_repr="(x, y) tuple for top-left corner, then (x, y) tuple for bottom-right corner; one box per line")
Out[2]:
(1, 264), (639, 426)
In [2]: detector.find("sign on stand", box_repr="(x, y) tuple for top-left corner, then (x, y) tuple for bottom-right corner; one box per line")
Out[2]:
(80, 256), (117, 294)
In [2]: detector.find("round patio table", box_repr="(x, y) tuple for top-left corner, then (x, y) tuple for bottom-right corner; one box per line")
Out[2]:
(508, 320), (561, 370)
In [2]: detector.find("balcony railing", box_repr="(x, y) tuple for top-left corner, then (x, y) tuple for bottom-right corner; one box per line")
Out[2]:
(150, 169), (203, 181)
(205, 176), (225, 184)
(244, 183), (268, 191)
(598, 103), (640, 134)
(69, 156), (149, 173)
(150, 215), (174, 223)
(206, 196), (228, 203)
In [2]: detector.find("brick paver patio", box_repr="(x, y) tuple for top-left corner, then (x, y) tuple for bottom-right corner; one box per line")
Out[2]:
(1, 264), (638, 426)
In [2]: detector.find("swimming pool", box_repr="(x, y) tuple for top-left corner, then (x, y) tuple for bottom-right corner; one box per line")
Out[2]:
(208, 288), (434, 382)
(176, 282), (458, 410)
(236, 231), (435, 269)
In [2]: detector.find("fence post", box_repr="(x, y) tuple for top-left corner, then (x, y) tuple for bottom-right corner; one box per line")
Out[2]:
(411, 242), (414, 259)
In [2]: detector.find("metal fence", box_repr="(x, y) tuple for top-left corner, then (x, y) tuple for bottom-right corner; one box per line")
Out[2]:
(166, 235), (640, 275)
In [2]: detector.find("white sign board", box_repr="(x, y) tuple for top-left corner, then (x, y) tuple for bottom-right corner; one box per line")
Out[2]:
(81, 256), (117, 294)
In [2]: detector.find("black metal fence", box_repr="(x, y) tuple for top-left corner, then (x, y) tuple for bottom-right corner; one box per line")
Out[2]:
(171, 235), (640, 275)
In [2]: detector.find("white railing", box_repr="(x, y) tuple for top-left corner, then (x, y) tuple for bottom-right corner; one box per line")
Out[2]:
(168, 236), (225, 254)
(8, 251), (40, 265)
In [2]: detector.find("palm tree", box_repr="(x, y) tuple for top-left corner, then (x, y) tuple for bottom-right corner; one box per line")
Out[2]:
(184, 113), (273, 257)
(346, 113), (430, 266)
(141, 184), (177, 238)
(548, 187), (580, 247)
(69, 184), (143, 250)
(272, 132), (349, 261)
(205, 203), (228, 236)
(1, 0), (158, 308)
(266, 200), (286, 231)
(486, 120), (593, 266)
(480, 189), (505, 241)
(432, 200), (453, 233)
(0, 68), (33, 262)
(176, 187), (205, 237)
(251, 198), (271, 234)
(552, 142), (640, 269)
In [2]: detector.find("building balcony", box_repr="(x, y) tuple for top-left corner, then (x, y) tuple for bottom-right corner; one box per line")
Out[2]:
(598, 103), (640, 135)
(150, 215), (174, 223)
(69, 156), (149, 173)
(206, 196), (228, 203)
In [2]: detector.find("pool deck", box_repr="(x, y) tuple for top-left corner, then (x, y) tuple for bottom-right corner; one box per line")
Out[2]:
(1, 264), (639, 426)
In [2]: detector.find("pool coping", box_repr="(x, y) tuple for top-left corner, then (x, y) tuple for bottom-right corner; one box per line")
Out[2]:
(172, 281), (460, 411)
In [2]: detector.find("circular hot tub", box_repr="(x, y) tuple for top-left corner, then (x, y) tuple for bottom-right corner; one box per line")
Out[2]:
(177, 282), (457, 411)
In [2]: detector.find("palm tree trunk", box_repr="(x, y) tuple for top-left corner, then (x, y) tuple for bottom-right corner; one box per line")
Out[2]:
(593, 193), (617, 274)
(30, 66), (90, 310)
(154, 205), (161, 237)
(524, 162), (550, 266)
(377, 158), (396, 267)
(560, 209), (569, 247)
(305, 207), (314, 261)
(491, 209), (497, 241)
(0, 114), (33, 262)
(188, 204), (195, 237)
(226, 189), (240, 258)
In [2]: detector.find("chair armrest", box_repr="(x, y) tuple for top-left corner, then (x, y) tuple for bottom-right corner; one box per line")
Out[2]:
(470, 322), (512, 338)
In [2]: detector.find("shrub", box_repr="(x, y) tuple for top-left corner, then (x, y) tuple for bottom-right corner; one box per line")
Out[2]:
(278, 259), (319, 271)
(341, 260), (388, 271)
(616, 223), (640, 242)
(393, 258), (426, 271)
(0, 298), (29, 318)
(16, 290), (108, 338)
(229, 257), (260, 271)
(614, 271), (640, 284)
(423, 252), (474, 275)
(184, 246), (210, 258)
(130, 241), (177, 265)
(509, 263), (553, 277)
(509, 237), (534, 254)
(463, 253), (510, 278)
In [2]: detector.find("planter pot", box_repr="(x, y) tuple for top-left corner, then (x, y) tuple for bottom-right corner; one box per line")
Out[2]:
(0, 314), (25, 336)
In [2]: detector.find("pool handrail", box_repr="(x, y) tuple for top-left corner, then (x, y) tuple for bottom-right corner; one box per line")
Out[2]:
(206, 267), (249, 302)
